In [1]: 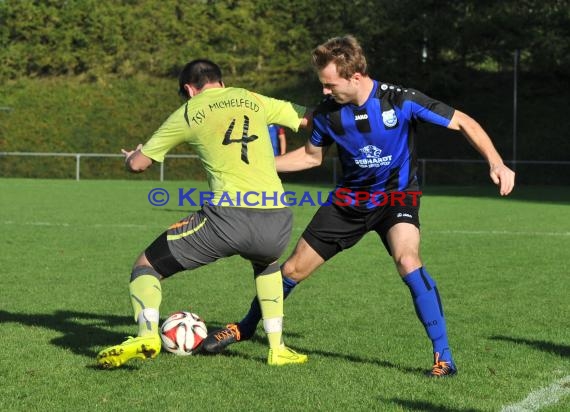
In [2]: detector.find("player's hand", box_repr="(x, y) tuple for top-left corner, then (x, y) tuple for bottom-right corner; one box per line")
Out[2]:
(120, 144), (143, 160)
(490, 163), (515, 196)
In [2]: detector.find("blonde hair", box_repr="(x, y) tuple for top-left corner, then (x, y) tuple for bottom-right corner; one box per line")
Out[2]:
(311, 35), (368, 79)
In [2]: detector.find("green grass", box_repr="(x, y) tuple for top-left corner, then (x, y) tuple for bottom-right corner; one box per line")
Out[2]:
(0, 178), (569, 411)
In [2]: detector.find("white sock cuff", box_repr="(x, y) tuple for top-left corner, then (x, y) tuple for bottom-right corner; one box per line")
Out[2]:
(263, 317), (283, 333)
(138, 308), (159, 323)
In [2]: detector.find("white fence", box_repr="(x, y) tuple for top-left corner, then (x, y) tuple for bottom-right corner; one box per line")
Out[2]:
(1, 151), (569, 184)
(0, 151), (199, 182)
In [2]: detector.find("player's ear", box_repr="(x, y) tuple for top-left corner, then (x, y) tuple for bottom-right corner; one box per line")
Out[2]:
(185, 85), (194, 98)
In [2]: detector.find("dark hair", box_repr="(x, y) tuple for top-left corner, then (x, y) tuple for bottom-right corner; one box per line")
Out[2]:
(311, 35), (368, 79)
(178, 59), (223, 97)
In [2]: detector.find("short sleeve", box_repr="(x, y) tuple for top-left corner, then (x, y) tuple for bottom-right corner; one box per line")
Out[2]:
(141, 106), (188, 162)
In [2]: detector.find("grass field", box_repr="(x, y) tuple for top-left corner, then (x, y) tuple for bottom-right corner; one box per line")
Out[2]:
(0, 178), (569, 411)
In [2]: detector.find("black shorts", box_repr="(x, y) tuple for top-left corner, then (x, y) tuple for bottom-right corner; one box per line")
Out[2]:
(302, 192), (420, 261)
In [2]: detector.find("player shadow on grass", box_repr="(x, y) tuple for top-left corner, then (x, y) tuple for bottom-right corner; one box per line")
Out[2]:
(0, 309), (135, 359)
(490, 335), (570, 358)
(202, 323), (425, 374)
(383, 399), (481, 412)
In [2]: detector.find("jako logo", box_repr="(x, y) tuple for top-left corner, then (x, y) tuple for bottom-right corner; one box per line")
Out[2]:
(424, 320), (438, 328)
(354, 113), (368, 121)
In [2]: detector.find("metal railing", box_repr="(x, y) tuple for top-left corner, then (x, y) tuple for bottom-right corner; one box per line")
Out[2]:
(0, 151), (200, 181)
(1, 151), (569, 184)
(416, 158), (570, 185)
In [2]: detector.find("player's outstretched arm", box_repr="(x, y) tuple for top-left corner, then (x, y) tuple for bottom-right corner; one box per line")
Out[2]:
(275, 141), (323, 173)
(121, 144), (153, 173)
(447, 110), (515, 196)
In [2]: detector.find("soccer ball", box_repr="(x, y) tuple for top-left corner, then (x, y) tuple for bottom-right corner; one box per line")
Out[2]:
(160, 311), (208, 355)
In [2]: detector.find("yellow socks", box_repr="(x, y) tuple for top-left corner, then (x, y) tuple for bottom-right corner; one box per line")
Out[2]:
(129, 274), (162, 337)
(255, 270), (284, 349)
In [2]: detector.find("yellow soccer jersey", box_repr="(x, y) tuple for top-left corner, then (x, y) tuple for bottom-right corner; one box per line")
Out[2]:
(141, 87), (306, 209)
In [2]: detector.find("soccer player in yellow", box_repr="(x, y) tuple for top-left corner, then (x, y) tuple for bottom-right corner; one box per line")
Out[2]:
(96, 59), (310, 368)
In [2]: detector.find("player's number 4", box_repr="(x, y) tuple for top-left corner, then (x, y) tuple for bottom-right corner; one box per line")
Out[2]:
(222, 115), (258, 164)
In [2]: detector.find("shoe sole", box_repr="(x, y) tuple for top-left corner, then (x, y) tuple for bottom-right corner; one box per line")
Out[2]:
(201, 327), (245, 354)
(201, 338), (237, 354)
(427, 369), (458, 378)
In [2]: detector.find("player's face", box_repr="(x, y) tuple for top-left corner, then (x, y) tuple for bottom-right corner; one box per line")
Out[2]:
(317, 62), (359, 105)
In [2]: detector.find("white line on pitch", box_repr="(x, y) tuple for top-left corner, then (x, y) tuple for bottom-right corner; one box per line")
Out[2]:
(429, 229), (570, 237)
(500, 374), (570, 412)
(0, 220), (164, 229)
(2, 221), (570, 237)
(1, 220), (304, 230)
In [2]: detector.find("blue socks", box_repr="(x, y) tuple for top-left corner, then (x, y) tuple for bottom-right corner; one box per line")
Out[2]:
(403, 267), (453, 362)
(238, 274), (298, 338)
(239, 266), (453, 364)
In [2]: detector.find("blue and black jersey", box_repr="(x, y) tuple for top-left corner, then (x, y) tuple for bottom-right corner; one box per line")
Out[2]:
(311, 80), (455, 209)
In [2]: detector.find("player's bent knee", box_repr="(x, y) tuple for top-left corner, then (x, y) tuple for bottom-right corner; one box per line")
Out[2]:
(130, 265), (162, 282)
(281, 260), (311, 283)
(132, 252), (151, 269)
(253, 261), (280, 277)
(394, 254), (422, 276)
(280, 259), (295, 278)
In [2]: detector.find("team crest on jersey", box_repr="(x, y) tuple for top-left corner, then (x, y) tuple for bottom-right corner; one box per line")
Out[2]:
(354, 145), (392, 168)
(360, 145), (382, 158)
(382, 109), (398, 128)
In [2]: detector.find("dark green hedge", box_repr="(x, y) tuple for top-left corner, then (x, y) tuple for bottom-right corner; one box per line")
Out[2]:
(1, 0), (568, 183)
(1, 1), (568, 82)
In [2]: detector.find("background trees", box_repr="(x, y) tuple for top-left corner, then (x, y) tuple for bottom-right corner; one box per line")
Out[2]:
(2, 0), (567, 82)
(0, 0), (568, 182)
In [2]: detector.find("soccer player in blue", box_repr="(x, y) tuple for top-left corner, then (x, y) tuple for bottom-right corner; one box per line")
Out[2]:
(203, 35), (515, 377)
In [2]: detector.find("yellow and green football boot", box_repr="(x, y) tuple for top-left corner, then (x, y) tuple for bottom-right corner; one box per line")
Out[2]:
(97, 335), (161, 369)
